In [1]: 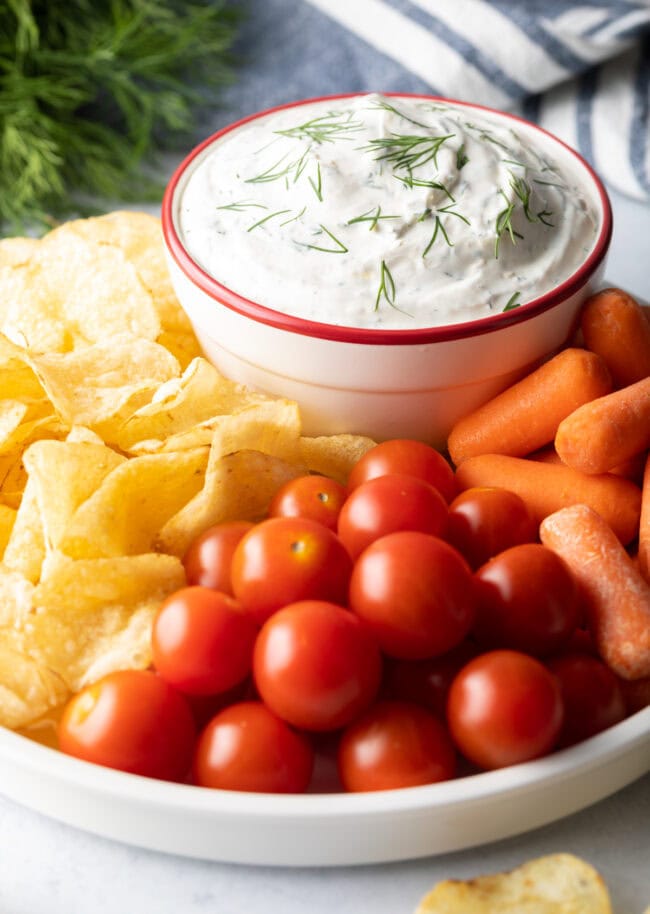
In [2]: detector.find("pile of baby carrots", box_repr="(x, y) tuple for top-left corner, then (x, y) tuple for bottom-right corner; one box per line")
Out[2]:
(447, 288), (650, 691)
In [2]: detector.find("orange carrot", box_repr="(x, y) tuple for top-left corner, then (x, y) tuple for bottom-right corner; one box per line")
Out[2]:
(639, 453), (650, 584)
(447, 348), (612, 465)
(540, 505), (650, 680)
(554, 376), (650, 475)
(580, 288), (650, 387)
(531, 445), (645, 481)
(455, 453), (641, 545)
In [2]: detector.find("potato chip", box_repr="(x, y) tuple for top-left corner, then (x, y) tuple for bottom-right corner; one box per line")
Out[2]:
(116, 357), (277, 454)
(299, 433), (377, 483)
(22, 439), (126, 551)
(414, 853), (612, 914)
(2, 477), (46, 582)
(0, 504), (17, 557)
(158, 449), (306, 557)
(0, 643), (69, 730)
(155, 329), (203, 371)
(28, 335), (180, 434)
(0, 232), (160, 352)
(0, 564), (35, 629)
(59, 447), (209, 558)
(23, 551), (186, 691)
(0, 236), (39, 268)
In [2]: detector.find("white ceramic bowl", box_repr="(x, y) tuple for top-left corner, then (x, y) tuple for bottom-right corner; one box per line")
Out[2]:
(162, 94), (612, 447)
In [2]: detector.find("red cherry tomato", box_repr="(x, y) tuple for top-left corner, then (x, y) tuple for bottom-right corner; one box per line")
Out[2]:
(473, 544), (581, 657)
(192, 701), (314, 793)
(58, 670), (195, 781)
(382, 640), (479, 718)
(231, 517), (352, 625)
(347, 438), (457, 503)
(547, 653), (626, 747)
(253, 600), (382, 731)
(337, 700), (456, 792)
(151, 586), (258, 696)
(349, 531), (476, 660)
(182, 521), (253, 594)
(268, 474), (347, 531)
(337, 473), (448, 559)
(447, 650), (564, 770)
(446, 487), (537, 569)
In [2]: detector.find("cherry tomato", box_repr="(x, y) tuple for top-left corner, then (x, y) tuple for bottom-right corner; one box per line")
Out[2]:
(253, 600), (382, 731)
(231, 516), (352, 625)
(192, 701), (314, 793)
(182, 521), (253, 594)
(337, 473), (448, 559)
(473, 544), (581, 657)
(447, 650), (563, 770)
(382, 640), (479, 718)
(446, 487), (537, 569)
(268, 474), (347, 531)
(151, 586), (258, 696)
(58, 670), (195, 781)
(337, 700), (456, 792)
(347, 438), (457, 503)
(547, 653), (626, 747)
(349, 531), (476, 660)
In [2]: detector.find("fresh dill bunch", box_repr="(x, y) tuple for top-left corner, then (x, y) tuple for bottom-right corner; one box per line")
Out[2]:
(0, 0), (243, 233)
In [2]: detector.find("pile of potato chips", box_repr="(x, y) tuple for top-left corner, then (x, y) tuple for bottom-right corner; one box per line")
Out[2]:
(0, 211), (374, 734)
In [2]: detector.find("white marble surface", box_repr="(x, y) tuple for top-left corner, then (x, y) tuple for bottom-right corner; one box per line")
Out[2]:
(0, 187), (649, 914)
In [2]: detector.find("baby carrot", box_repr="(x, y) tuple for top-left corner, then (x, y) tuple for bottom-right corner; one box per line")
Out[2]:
(447, 348), (612, 465)
(540, 504), (650, 680)
(639, 453), (650, 584)
(554, 377), (650, 475)
(530, 446), (645, 481)
(455, 453), (642, 545)
(580, 288), (650, 387)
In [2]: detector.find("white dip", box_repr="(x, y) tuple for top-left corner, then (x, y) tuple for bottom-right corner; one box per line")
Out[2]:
(178, 94), (599, 329)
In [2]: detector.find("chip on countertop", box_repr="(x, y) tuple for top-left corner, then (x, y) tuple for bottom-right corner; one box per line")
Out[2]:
(414, 853), (612, 914)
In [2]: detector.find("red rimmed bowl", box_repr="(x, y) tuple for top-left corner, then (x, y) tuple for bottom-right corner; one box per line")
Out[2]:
(162, 94), (612, 446)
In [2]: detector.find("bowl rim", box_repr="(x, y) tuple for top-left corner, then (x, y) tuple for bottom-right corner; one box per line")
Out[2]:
(162, 92), (613, 346)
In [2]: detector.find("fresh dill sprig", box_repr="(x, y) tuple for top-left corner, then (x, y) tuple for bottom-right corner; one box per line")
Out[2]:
(456, 145), (469, 170)
(247, 209), (292, 232)
(375, 259), (396, 311)
(217, 200), (268, 212)
(280, 206), (306, 226)
(347, 206), (400, 230)
(364, 132), (455, 173)
(495, 190), (524, 257)
(0, 0), (242, 232)
(301, 224), (348, 254)
(275, 111), (364, 144)
(367, 98), (430, 129)
(394, 174), (455, 203)
(465, 123), (511, 152)
(422, 204), (470, 257)
(510, 174), (555, 226)
(308, 163), (323, 201)
(503, 291), (521, 311)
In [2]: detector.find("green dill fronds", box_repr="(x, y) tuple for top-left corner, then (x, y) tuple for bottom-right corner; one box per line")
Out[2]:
(503, 291), (521, 311)
(0, 0), (243, 232)
(375, 259), (396, 310)
(247, 210), (292, 232)
(347, 206), (400, 230)
(308, 163), (323, 201)
(275, 111), (364, 144)
(394, 174), (455, 203)
(495, 190), (524, 257)
(301, 224), (348, 254)
(364, 132), (455, 173)
(422, 204), (470, 257)
(456, 144), (469, 170)
(367, 98), (430, 129)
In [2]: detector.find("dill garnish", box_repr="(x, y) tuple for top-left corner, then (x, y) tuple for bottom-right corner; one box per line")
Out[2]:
(308, 163), (323, 201)
(364, 133), (455, 173)
(394, 174), (455, 202)
(347, 206), (400, 230)
(375, 260), (396, 310)
(495, 190), (524, 257)
(422, 204), (470, 256)
(367, 98), (430, 129)
(247, 210), (292, 232)
(275, 111), (364, 144)
(503, 291), (521, 311)
(301, 224), (348, 254)
(217, 200), (268, 212)
(456, 145), (469, 170)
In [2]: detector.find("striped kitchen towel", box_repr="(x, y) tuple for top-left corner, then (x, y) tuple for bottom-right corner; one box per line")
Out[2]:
(220, 0), (650, 200)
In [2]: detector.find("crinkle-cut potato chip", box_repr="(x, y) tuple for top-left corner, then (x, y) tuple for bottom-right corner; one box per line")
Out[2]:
(0, 236), (39, 268)
(0, 564), (35, 629)
(27, 334), (180, 431)
(23, 439), (126, 552)
(23, 551), (186, 692)
(2, 478), (46, 583)
(0, 644), (69, 730)
(48, 211), (194, 336)
(414, 853), (612, 914)
(0, 231), (160, 353)
(117, 357), (278, 454)
(158, 449), (307, 557)
(0, 505), (17, 557)
(299, 434), (377, 483)
(59, 447), (209, 559)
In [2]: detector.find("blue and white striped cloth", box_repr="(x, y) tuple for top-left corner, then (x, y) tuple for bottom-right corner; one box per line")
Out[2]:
(218, 0), (650, 200)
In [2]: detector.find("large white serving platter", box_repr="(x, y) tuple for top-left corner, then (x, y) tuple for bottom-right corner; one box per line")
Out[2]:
(0, 707), (648, 867)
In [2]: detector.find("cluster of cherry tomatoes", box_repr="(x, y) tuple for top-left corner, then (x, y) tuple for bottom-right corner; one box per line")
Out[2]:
(57, 439), (629, 792)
